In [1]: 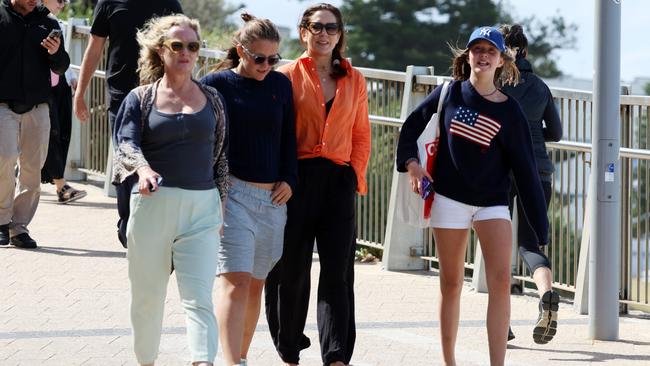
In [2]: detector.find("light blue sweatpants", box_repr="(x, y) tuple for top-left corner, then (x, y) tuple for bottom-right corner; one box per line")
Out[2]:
(127, 187), (221, 364)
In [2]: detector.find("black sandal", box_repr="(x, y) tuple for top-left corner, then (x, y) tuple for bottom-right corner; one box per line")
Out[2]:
(57, 184), (87, 204)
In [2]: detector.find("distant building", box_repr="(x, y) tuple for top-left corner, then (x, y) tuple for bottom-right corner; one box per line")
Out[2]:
(543, 75), (593, 92)
(629, 77), (650, 95)
(542, 75), (650, 95)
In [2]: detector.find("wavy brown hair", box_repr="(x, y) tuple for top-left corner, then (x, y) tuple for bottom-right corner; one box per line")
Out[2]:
(136, 14), (201, 85)
(449, 41), (520, 87)
(212, 12), (281, 71)
(299, 3), (347, 79)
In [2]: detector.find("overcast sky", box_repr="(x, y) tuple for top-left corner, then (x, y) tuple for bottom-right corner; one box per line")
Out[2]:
(234, 0), (648, 82)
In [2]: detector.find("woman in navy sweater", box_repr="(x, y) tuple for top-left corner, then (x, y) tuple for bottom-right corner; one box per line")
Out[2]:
(396, 27), (549, 365)
(201, 13), (297, 366)
(501, 23), (562, 344)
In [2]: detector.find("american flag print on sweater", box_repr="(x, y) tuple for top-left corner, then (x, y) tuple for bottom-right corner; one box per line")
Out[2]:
(450, 106), (501, 147)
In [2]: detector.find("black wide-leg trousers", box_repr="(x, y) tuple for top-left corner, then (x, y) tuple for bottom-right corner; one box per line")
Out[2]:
(41, 78), (72, 183)
(265, 158), (357, 365)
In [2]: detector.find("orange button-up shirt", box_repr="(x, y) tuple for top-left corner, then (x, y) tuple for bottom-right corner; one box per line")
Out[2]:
(278, 55), (371, 195)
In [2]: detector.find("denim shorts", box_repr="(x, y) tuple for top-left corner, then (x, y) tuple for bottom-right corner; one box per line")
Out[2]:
(217, 176), (287, 279)
(430, 193), (510, 229)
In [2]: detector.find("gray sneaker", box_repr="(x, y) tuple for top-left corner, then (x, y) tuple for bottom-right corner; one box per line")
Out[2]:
(533, 290), (559, 344)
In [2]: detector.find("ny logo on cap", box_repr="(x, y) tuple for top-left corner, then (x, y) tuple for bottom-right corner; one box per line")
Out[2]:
(479, 27), (492, 37)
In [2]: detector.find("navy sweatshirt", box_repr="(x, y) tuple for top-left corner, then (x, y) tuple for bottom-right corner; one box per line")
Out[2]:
(502, 58), (562, 181)
(201, 70), (298, 191)
(396, 80), (549, 245)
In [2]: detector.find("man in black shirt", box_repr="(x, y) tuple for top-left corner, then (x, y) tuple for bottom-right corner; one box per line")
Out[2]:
(73, 0), (182, 247)
(0, 0), (70, 249)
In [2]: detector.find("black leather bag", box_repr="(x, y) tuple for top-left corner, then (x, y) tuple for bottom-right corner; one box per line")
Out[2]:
(8, 101), (35, 114)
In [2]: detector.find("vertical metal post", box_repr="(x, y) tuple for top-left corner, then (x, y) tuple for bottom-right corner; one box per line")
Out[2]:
(383, 66), (432, 271)
(65, 18), (88, 182)
(589, 0), (621, 340)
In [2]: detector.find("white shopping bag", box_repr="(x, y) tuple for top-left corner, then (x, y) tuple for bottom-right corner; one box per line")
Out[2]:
(395, 81), (449, 228)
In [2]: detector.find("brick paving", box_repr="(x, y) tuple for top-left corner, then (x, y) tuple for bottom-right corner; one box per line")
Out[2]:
(1, 181), (649, 365)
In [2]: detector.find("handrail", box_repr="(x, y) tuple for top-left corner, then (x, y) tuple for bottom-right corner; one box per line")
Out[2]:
(64, 19), (650, 310)
(368, 115), (403, 127)
(356, 67), (406, 82)
(68, 64), (105, 78)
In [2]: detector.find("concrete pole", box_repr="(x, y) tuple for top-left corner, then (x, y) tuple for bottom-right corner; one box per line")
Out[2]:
(589, 0), (621, 340)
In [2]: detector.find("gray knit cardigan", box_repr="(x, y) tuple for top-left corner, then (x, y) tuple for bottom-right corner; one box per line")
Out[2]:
(111, 79), (229, 201)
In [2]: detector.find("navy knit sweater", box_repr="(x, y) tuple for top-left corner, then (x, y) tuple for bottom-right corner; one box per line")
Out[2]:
(396, 80), (549, 245)
(201, 69), (298, 191)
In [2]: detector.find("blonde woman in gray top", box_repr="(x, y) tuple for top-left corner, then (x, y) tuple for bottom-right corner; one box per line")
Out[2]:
(112, 15), (228, 366)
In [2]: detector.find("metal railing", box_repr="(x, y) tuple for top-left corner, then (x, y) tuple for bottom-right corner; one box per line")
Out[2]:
(64, 21), (650, 310)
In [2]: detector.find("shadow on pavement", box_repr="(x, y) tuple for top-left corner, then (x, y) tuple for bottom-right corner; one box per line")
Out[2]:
(40, 200), (117, 210)
(507, 344), (650, 362)
(33, 245), (125, 258)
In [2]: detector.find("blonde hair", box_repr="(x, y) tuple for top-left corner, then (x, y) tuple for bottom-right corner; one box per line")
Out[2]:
(136, 14), (201, 85)
(449, 43), (520, 87)
(212, 13), (280, 72)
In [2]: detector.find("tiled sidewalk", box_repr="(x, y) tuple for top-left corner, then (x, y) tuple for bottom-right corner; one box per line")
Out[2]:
(1, 182), (649, 365)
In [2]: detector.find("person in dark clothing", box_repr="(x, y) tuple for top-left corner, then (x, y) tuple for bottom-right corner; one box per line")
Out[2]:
(40, 0), (87, 204)
(72, 0), (183, 247)
(264, 4), (371, 366)
(500, 23), (563, 345)
(0, 0), (70, 249)
(201, 14), (297, 366)
(396, 26), (548, 365)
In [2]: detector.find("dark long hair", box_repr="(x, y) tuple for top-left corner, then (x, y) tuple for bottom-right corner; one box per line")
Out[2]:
(299, 3), (347, 79)
(212, 13), (280, 71)
(500, 23), (528, 59)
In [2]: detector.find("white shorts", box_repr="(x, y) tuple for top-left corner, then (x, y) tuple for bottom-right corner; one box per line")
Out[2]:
(430, 193), (510, 229)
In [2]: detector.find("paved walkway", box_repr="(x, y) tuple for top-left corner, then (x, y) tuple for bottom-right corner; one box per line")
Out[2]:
(1, 181), (649, 365)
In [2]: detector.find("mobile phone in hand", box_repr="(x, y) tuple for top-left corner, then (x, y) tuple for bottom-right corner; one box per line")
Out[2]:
(48, 29), (62, 39)
(420, 177), (434, 200)
(149, 176), (163, 192)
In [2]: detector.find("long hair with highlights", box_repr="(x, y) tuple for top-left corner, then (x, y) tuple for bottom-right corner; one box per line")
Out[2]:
(136, 14), (201, 85)
(449, 41), (520, 87)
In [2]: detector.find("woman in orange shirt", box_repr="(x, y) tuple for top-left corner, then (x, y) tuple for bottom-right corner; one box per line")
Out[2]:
(264, 3), (371, 366)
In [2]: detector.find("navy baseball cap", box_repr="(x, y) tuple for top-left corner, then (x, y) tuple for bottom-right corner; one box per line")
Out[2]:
(466, 26), (506, 52)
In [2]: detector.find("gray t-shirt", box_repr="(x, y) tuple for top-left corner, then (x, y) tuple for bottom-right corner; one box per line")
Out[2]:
(132, 102), (216, 191)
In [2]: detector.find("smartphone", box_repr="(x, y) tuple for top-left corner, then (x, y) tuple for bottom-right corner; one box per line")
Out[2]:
(48, 29), (62, 39)
(149, 176), (163, 192)
(420, 177), (435, 200)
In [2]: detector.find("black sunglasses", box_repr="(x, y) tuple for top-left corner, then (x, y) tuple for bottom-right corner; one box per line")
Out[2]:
(304, 22), (340, 35)
(241, 45), (281, 66)
(163, 39), (201, 53)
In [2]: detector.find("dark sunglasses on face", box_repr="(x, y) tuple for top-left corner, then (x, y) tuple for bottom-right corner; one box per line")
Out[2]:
(163, 39), (201, 53)
(56, 0), (69, 5)
(241, 45), (281, 66)
(305, 22), (340, 35)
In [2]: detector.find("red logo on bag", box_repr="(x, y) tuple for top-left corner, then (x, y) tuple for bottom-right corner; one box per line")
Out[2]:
(423, 138), (439, 219)
(426, 141), (437, 157)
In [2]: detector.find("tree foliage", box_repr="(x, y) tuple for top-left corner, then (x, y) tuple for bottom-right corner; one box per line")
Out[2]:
(340, 0), (576, 78)
(182, 0), (243, 33)
(645, 82), (650, 96)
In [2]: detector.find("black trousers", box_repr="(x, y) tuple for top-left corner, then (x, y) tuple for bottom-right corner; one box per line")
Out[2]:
(265, 158), (357, 365)
(508, 179), (552, 273)
(109, 107), (132, 248)
(41, 79), (72, 184)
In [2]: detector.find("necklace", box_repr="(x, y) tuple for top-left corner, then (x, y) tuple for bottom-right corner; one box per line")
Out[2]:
(318, 69), (331, 83)
(480, 88), (498, 97)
